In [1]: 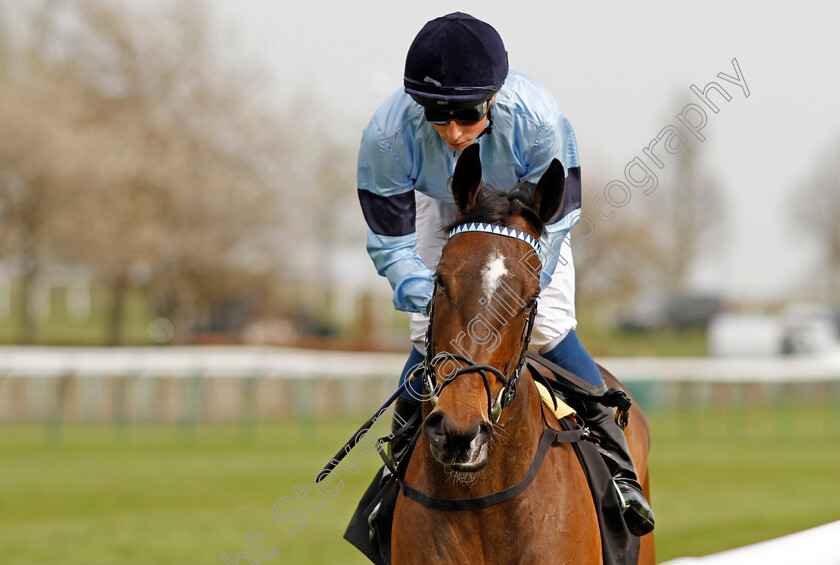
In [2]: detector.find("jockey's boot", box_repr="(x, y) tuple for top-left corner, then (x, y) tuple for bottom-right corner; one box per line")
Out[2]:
(539, 330), (654, 536)
(579, 398), (655, 536)
(368, 396), (421, 541)
(387, 396), (422, 467)
(387, 346), (425, 468)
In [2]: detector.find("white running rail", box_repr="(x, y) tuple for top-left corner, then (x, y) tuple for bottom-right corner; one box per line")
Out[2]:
(0, 346), (838, 381)
(662, 520), (840, 564)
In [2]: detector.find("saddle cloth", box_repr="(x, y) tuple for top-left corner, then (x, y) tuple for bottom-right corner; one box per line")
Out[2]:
(533, 380), (576, 421)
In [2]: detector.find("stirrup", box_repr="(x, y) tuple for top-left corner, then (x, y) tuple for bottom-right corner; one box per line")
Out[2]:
(614, 479), (655, 536)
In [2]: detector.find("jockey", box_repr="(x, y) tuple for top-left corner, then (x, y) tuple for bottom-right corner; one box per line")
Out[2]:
(357, 12), (654, 536)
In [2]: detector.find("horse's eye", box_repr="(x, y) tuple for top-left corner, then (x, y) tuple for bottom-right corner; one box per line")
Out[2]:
(434, 273), (446, 294)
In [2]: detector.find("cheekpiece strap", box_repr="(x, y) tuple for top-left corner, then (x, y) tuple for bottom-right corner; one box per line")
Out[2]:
(448, 222), (541, 255)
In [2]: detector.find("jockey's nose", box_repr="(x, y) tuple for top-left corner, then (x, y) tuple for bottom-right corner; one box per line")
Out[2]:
(442, 120), (463, 140)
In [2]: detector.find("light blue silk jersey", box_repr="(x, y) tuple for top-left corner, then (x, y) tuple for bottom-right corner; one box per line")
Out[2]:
(357, 71), (582, 313)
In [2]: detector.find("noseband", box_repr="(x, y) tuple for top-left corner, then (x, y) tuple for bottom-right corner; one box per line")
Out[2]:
(412, 222), (542, 423)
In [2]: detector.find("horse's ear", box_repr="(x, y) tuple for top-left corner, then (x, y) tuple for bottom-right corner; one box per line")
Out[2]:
(452, 144), (482, 214)
(532, 159), (565, 224)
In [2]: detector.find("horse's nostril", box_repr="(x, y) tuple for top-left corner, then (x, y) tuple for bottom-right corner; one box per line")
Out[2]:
(477, 421), (492, 442)
(423, 412), (446, 445)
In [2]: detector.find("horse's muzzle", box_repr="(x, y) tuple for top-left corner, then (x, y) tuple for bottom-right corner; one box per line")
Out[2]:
(423, 411), (492, 471)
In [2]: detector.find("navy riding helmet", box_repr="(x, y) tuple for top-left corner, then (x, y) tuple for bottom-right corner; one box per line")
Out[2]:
(404, 12), (508, 112)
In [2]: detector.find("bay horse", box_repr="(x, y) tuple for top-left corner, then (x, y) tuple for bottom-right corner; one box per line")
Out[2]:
(390, 145), (655, 564)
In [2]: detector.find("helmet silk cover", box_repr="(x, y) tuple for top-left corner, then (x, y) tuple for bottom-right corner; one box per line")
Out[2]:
(404, 12), (508, 107)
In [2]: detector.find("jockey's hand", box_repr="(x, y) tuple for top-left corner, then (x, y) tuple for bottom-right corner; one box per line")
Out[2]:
(393, 268), (435, 314)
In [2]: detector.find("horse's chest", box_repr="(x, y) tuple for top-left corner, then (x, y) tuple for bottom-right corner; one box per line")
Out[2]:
(395, 493), (593, 565)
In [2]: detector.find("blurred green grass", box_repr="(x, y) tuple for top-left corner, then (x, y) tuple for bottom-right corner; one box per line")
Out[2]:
(649, 404), (840, 559)
(1, 405), (839, 564)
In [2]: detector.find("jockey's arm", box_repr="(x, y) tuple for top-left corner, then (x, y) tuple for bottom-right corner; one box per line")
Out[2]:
(363, 228), (434, 314)
(522, 111), (582, 290)
(357, 119), (433, 314)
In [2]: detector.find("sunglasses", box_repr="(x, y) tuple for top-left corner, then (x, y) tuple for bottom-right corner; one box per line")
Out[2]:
(424, 99), (490, 126)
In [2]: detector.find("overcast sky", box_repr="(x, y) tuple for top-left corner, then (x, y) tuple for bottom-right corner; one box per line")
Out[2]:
(217, 1), (840, 301)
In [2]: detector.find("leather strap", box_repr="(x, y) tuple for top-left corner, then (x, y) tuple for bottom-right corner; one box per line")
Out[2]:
(526, 351), (604, 396)
(375, 410), (422, 481)
(525, 353), (633, 429)
(398, 426), (587, 511)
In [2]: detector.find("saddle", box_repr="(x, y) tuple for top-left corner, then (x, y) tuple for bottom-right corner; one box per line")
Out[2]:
(341, 362), (640, 565)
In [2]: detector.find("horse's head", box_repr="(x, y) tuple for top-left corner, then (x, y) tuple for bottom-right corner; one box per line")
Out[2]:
(421, 144), (565, 472)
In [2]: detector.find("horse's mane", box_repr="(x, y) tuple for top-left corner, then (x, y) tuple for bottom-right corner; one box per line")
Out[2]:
(443, 181), (543, 235)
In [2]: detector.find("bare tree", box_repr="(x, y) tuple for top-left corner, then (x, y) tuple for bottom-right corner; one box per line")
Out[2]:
(650, 142), (724, 293)
(0, 10), (84, 341)
(0, 0), (356, 344)
(794, 139), (840, 301)
(573, 200), (664, 309)
(0, 0), (283, 342)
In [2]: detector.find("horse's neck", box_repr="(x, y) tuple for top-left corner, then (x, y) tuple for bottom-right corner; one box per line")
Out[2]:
(411, 376), (547, 499)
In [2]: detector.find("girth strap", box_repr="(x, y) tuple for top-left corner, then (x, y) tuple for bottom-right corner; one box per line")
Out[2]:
(398, 426), (588, 511)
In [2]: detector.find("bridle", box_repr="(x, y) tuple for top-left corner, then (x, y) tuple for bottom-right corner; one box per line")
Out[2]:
(418, 285), (537, 423)
(391, 221), (594, 512)
(319, 220), (608, 512)
(411, 222), (542, 423)
(319, 224), (630, 514)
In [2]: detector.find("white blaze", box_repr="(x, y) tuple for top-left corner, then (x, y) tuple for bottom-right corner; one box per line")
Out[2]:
(481, 252), (508, 299)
